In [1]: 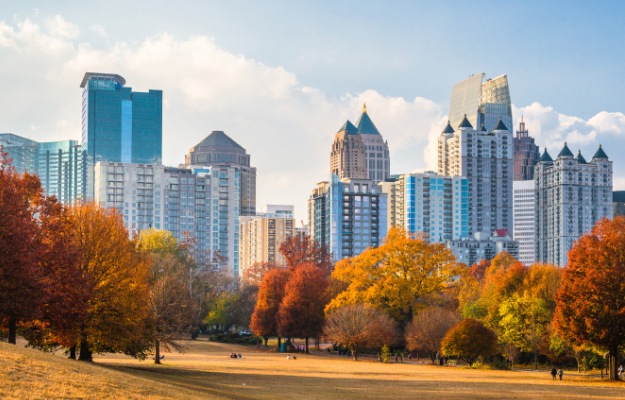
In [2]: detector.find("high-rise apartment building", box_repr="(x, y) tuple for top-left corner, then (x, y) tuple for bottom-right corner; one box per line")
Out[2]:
(449, 73), (513, 133)
(513, 180), (536, 265)
(308, 175), (388, 260)
(239, 207), (295, 275)
(38, 140), (85, 204)
(0, 133), (39, 175)
(535, 144), (613, 266)
(94, 162), (240, 275)
(513, 117), (540, 180)
(438, 116), (513, 235)
(446, 229), (519, 266)
(613, 191), (625, 217)
(331, 106), (390, 184)
(184, 131), (256, 216)
(81, 72), (162, 198)
(0, 134), (85, 204)
(379, 171), (468, 242)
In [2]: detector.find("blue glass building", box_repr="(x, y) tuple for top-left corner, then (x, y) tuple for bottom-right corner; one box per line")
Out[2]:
(80, 72), (162, 198)
(38, 140), (85, 204)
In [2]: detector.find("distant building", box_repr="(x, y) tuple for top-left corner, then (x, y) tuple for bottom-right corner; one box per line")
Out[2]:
(535, 144), (613, 266)
(185, 131), (256, 216)
(513, 117), (540, 180)
(81, 72), (163, 198)
(513, 180), (536, 265)
(0, 133), (39, 175)
(438, 115), (513, 235)
(258, 204), (293, 218)
(239, 208), (295, 274)
(446, 229), (519, 266)
(448, 73), (513, 133)
(379, 171), (468, 242)
(308, 175), (388, 260)
(94, 162), (240, 275)
(613, 191), (625, 217)
(331, 105), (390, 184)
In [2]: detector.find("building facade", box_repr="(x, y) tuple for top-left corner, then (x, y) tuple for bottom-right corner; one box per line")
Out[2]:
(446, 229), (519, 266)
(184, 131), (256, 216)
(308, 175), (388, 260)
(239, 208), (295, 275)
(513, 117), (540, 180)
(0, 133), (39, 175)
(95, 162), (240, 275)
(81, 72), (162, 198)
(535, 144), (613, 266)
(613, 191), (625, 217)
(513, 179), (536, 265)
(330, 121), (367, 180)
(379, 171), (468, 242)
(448, 73), (513, 133)
(355, 105), (390, 184)
(438, 116), (513, 236)
(38, 140), (85, 204)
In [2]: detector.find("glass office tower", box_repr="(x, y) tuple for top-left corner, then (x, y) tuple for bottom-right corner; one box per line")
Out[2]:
(0, 133), (39, 175)
(449, 73), (513, 133)
(80, 72), (162, 198)
(38, 140), (85, 204)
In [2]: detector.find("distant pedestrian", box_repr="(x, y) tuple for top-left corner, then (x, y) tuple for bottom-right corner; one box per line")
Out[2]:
(401, 354), (404, 363)
(619, 365), (624, 378)
(408, 354), (412, 362)
(551, 368), (557, 380)
(558, 368), (563, 380)
(395, 353), (398, 362)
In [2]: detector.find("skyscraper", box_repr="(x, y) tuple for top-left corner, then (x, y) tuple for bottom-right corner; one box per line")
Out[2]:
(0, 133), (39, 175)
(438, 116), (513, 235)
(513, 179), (536, 265)
(184, 130), (257, 216)
(449, 73), (513, 133)
(513, 117), (540, 180)
(81, 72), (162, 198)
(330, 121), (367, 180)
(38, 140), (85, 204)
(535, 144), (613, 266)
(355, 104), (391, 183)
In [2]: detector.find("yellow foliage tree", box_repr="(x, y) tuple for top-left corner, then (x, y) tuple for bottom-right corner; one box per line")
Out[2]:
(326, 227), (463, 325)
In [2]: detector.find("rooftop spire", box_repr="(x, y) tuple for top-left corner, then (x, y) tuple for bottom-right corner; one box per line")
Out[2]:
(363, 103), (367, 113)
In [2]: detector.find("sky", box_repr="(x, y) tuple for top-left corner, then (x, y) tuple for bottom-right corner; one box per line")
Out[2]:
(1, 1), (624, 222)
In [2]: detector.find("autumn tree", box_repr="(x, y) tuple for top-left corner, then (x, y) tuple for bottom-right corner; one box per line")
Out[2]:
(279, 234), (333, 273)
(324, 304), (399, 360)
(554, 216), (625, 380)
(0, 148), (47, 344)
(441, 319), (498, 368)
(250, 268), (290, 346)
(277, 264), (329, 353)
(243, 261), (282, 286)
(204, 284), (258, 332)
(469, 259), (490, 282)
(69, 203), (152, 361)
(405, 306), (460, 363)
(327, 227), (463, 326)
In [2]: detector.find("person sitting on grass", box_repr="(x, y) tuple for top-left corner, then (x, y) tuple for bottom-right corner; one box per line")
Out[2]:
(238, 353), (242, 359)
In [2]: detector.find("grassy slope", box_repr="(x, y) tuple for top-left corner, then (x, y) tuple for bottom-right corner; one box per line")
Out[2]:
(0, 342), (211, 400)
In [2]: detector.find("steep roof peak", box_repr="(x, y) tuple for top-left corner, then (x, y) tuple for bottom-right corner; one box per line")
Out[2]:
(592, 144), (609, 160)
(442, 120), (455, 134)
(479, 122), (487, 132)
(539, 148), (553, 163)
(338, 120), (360, 135)
(194, 131), (243, 149)
(493, 117), (508, 131)
(458, 114), (473, 129)
(355, 106), (381, 135)
(557, 142), (574, 158)
(576, 150), (587, 164)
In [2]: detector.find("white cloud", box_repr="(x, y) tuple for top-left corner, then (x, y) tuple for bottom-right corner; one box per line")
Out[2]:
(90, 24), (107, 37)
(1, 15), (624, 221)
(45, 15), (79, 39)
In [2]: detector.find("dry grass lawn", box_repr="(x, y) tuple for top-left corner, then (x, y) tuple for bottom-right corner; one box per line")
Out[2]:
(3, 339), (625, 399)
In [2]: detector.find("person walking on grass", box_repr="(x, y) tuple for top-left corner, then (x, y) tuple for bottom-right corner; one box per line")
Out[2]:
(558, 368), (563, 381)
(618, 365), (624, 378)
(408, 354), (412, 362)
(395, 353), (398, 363)
(551, 367), (557, 381)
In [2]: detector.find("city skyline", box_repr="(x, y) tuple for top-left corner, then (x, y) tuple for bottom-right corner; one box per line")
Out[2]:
(1, 6), (624, 222)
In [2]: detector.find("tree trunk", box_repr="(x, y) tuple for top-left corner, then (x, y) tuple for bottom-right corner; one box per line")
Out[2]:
(256, 336), (260, 348)
(534, 348), (538, 370)
(305, 337), (309, 354)
(278, 337), (281, 349)
(264, 336), (269, 347)
(609, 350), (618, 380)
(8, 319), (16, 345)
(78, 339), (92, 361)
(155, 340), (161, 364)
(69, 346), (76, 360)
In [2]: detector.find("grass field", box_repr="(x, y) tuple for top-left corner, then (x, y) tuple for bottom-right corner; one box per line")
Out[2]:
(3, 339), (625, 399)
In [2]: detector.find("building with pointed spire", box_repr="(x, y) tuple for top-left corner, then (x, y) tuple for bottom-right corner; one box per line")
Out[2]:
(438, 115), (513, 236)
(330, 120), (367, 180)
(513, 117), (540, 181)
(535, 143), (613, 266)
(355, 104), (391, 183)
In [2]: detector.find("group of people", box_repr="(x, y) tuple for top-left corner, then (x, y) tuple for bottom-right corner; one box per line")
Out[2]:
(550, 367), (563, 380)
(230, 353), (242, 359)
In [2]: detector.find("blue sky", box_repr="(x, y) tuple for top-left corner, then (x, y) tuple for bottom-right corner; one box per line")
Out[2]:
(1, 1), (624, 220)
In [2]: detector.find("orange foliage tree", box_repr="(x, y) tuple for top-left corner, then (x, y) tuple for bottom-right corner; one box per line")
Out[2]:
(277, 264), (329, 353)
(250, 268), (290, 346)
(279, 234), (333, 273)
(441, 318), (498, 368)
(554, 217), (625, 380)
(243, 261), (282, 286)
(69, 203), (152, 361)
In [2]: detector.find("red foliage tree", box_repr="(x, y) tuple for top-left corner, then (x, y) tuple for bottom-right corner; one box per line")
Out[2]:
(554, 217), (625, 380)
(277, 264), (329, 353)
(0, 148), (47, 344)
(279, 234), (333, 274)
(469, 259), (490, 281)
(250, 268), (290, 346)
